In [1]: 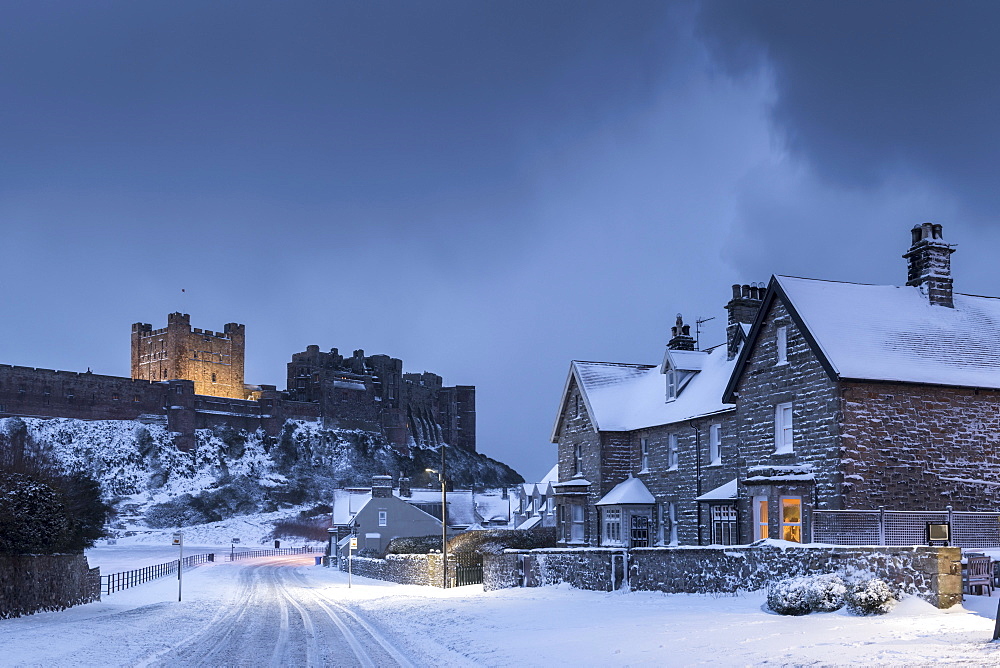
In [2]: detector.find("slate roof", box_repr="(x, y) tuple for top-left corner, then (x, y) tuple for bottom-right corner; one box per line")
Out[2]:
(552, 349), (736, 439)
(725, 274), (1000, 400)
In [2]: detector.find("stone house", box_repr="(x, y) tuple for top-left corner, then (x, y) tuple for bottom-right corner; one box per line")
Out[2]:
(725, 223), (1000, 543)
(553, 223), (1000, 547)
(550, 288), (761, 547)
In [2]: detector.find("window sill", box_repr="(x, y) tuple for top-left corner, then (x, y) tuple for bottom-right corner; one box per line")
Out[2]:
(666, 466), (679, 472)
(706, 461), (722, 468)
(774, 361), (788, 367)
(639, 468), (650, 475)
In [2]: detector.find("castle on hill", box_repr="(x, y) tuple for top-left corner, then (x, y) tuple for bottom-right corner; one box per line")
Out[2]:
(0, 313), (475, 453)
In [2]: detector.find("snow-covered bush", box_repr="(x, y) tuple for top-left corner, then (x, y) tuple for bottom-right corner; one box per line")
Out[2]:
(766, 577), (813, 615)
(844, 578), (896, 615)
(806, 573), (847, 612)
(768, 574), (849, 615)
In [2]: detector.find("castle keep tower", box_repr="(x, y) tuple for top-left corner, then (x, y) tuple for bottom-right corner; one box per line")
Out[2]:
(131, 313), (246, 399)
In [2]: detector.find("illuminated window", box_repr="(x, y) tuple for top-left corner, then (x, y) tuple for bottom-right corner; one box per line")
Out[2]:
(755, 496), (769, 540)
(781, 497), (802, 542)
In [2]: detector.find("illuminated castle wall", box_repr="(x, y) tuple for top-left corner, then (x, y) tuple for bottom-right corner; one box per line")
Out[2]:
(131, 313), (246, 400)
(0, 314), (475, 453)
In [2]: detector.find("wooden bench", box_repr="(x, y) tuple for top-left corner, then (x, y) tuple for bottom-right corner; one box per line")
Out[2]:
(963, 552), (993, 596)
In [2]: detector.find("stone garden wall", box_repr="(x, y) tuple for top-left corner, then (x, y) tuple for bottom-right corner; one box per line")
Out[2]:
(0, 553), (101, 619)
(486, 544), (962, 608)
(340, 553), (446, 587)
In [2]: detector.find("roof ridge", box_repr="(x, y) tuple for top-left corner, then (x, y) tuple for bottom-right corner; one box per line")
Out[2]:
(573, 360), (657, 368)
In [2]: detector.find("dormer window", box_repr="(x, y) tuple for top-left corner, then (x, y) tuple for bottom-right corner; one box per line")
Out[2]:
(776, 325), (788, 365)
(666, 369), (677, 401)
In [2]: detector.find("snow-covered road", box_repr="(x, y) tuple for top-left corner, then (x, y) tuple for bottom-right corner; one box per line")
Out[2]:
(1, 555), (453, 668)
(5, 551), (1000, 667)
(142, 557), (416, 667)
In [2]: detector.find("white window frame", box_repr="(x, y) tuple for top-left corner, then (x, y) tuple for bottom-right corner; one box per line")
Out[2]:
(668, 433), (679, 469)
(780, 496), (802, 543)
(666, 369), (677, 401)
(573, 443), (583, 476)
(668, 502), (678, 545)
(570, 505), (586, 543)
(603, 507), (622, 544)
(775, 402), (793, 454)
(776, 325), (788, 365)
(754, 495), (769, 541)
(640, 437), (649, 473)
(378, 510), (387, 527)
(708, 424), (721, 466)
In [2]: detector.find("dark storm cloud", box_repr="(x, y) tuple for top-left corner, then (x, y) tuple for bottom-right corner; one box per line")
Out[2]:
(0, 2), (677, 216)
(697, 1), (1000, 217)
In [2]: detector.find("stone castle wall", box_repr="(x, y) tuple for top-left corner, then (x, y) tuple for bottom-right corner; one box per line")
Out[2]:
(1, 321), (474, 453)
(132, 313), (245, 400)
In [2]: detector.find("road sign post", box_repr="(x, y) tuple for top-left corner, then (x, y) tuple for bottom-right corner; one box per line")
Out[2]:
(172, 532), (183, 602)
(349, 534), (357, 588)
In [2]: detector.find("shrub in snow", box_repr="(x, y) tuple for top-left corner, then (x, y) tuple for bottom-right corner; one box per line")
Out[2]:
(845, 578), (896, 616)
(805, 574), (847, 612)
(768, 574), (849, 615)
(766, 577), (813, 616)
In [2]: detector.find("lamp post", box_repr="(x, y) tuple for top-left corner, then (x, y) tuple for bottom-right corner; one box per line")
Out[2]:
(426, 451), (448, 589)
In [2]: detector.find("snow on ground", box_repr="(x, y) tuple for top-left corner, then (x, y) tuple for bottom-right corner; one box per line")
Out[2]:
(6, 544), (1000, 667)
(86, 506), (325, 571)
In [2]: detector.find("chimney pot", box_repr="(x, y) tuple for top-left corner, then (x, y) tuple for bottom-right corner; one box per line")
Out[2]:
(903, 223), (955, 307)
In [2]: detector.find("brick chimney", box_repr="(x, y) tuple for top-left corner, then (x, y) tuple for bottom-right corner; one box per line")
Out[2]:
(371, 475), (393, 498)
(667, 314), (696, 351)
(904, 222), (956, 307)
(398, 475), (411, 498)
(725, 284), (764, 360)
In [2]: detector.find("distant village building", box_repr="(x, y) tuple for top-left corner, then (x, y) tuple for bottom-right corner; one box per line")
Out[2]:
(511, 464), (557, 530)
(0, 316), (475, 454)
(330, 475), (513, 556)
(552, 224), (1000, 547)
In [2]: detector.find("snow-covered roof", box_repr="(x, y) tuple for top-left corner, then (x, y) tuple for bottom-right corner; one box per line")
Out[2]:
(552, 478), (591, 488)
(332, 489), (372, 525)
(696, 478), (738, 501)
(541, 464), (559, 484)
(661, 349), (707, 374)
(769, 275), (1000, 389)
(596, 476), (655, 506)
(556, 348), (736, 436)
(516, 515), (541, 530)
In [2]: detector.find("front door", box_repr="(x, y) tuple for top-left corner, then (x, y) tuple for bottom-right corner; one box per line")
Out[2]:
(630, 515), (649, 547)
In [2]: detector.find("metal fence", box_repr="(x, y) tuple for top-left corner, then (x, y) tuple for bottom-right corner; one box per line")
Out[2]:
(102, 552), (216, 595)
(228, 546), (315, 561)
(813, 508), (1000, 548)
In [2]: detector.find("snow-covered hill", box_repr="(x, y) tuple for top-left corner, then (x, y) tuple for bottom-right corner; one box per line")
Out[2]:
(0, 416), (522, 534)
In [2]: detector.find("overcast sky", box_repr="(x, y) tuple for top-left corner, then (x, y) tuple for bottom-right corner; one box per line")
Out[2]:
(4, 1), (1000, 482)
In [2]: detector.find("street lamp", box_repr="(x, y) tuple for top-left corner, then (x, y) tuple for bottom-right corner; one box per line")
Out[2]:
(426, 456), (448, 589)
